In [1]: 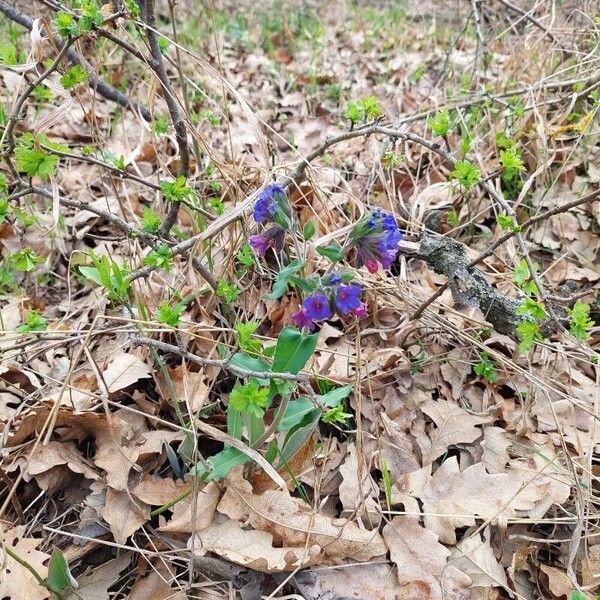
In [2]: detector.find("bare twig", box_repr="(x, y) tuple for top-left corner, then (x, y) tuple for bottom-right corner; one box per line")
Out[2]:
(141, 0), (191, 238)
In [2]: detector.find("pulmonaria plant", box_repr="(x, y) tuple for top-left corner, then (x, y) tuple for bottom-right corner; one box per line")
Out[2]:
(249, 184), (402, 330)
(348, 208), (403, 273)
(249, 184), (292, 257)
(290, 276), (367, 331)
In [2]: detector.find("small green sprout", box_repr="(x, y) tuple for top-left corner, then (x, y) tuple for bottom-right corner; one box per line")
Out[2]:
(450, 160), (480, 190)
(229, 379), (270, 419)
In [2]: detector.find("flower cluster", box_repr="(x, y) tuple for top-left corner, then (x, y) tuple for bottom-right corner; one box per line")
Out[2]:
(290, 275), (366, 331)
(249, 184), (291, 257)
(349, 208), (403, 273)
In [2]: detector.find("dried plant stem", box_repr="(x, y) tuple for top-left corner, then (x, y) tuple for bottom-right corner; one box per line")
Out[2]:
(142, 0), (190, 238)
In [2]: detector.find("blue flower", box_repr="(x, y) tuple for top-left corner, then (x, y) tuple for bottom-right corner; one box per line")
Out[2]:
(253, 184), (288, 224)
(334, 284), (362, 316)
(350, 209), (403, 272)
(302, 293), (333, 321)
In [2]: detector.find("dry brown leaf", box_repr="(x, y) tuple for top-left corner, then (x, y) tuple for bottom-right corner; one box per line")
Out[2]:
(20, 441), (97, 484)
(0, 522), (50, 600)
(102, 352), (152, 393)
(539, 564), (574, 599)
(218, 473), (387, 565)
(480, 427), (512, 474)
(132, 476), (190, 506)
(383, 516), (471, 600)
(190, 518), (319, 573)
(65, 553), (132, 600)
(168, 364), (209, 413)
(450, 531), (507, 589)
(101, 489), (150, 545)
(158, 482), (221, 534)
(420, 399), (491, 464)
(338, 442), (380, 524)
(128, 558), (186, 600)
(294, 563), (404, 600)
(414, 458), (551, 544)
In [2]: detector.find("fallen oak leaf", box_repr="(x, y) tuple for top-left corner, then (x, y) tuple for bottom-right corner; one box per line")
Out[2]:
(158, 481), (221, 534)
(101, 352), (151, 393)
(218, 474), (387, 564)
(189, 519), (320, 573)
(382, 516), (471, 600)
(101, 489), (150, 545)
(64, 552), (132, 600)
(420, 399), (491, 465)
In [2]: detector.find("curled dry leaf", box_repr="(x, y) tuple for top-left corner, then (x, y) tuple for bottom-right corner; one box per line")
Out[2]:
(132, 476), (191, 506)
(419, 399), (491, 465)
(217, 474), (387, 568)
(190, 518), (319, 573)
(449, 530), (508, 589)
(338, 442), (380, 525)
(293, 564), (404, 600)
(64, 553), (132, 600)
(414, 457), (560, 544)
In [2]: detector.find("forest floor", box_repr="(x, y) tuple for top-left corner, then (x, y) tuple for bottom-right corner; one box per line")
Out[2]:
(1, 1), (600, 599)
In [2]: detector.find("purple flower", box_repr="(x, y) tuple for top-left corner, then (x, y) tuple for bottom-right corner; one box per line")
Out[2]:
(334, 284), (363, 316)
(253, 184), (287, 224)
(290, 307), (316, 331)
(350, 209), (403, 272)
(249, 225), (286, 257)
(302, 293), (333, 321)
(351, 302), (367, 319)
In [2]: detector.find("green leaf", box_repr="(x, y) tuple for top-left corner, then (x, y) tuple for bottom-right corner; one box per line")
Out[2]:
(272, 327), (319, 374)
(500, 146), (526, 173)
(16, 310), (47, 333)
(450, 159), (480, 190)
(497, 213), (521, 232)
(316, 242), (344, 263)
(60, 64), (89, 90)
(568, 301), (594, 341)
(317, 385), (353, 407)
(229, 352), (271, 385)
(155, 301), (185, 327)
(216, 280), (240, 303)
(516, 297), (546, 321)
(47, 549), (77, 594)
(516, 320), (543, 353)
(427, 108), (452, 137)
(229, 380), (269, 418)
(227, 407), (243, 440)
(278, 397), (319, 432)
(9, 248), (43, 272)
(192, 447), (249, 480)
(280, 417), (319, 462)
(263, 259), (304, 300)
(473, 352), (497, 383)
(161, 176), (193, 201)
(15, 147), (59, 180)
(569, 592), (587, 600)
(302, 221), (315, 241)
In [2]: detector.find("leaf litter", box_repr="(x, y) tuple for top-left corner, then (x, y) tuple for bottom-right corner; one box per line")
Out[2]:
(1, 1), (599, 599)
